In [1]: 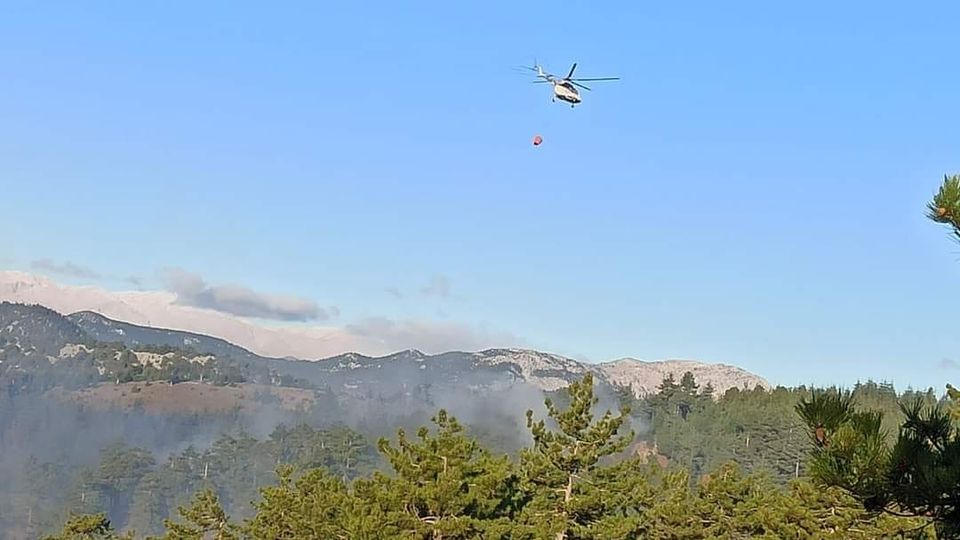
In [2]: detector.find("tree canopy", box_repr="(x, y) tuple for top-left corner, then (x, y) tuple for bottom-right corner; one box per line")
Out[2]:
(38, 373), (933, 539)
(793, 172), (960, 538)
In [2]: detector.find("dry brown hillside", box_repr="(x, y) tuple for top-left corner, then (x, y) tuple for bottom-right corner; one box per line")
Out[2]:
(48, 381), (317, 414)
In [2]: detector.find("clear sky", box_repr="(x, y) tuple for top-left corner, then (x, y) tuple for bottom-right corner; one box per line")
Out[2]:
(3, 2), (960, 391)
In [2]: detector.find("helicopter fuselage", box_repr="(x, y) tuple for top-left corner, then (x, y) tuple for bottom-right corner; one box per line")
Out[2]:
(551, 81), (581, 105)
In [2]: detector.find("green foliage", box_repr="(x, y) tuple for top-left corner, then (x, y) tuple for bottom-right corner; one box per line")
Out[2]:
(16, 456), (73, 537)
(947, 385), (960, 418)
(246, 410), (524, 539)
(373, 409), (522, 538)
(159, 488), (239, 540)
(127, 472), (169, 538)
(796, 389), (891, 507)
(891, 401), (960, 516)
(637, 371), (925, 489)
(41, 512), (133, 540)
(798, 389), (950, 536)
(246, 464), (386, 539)
(266, 422), (377, 482)
(642, 374), (809, 484)
(239, 374), (931, 539)
(23, 424), (376, 538)
(518, 372), (633, 539)
(36, 375), (938, 539)
(790, 174), (960, 538)
(927, 174), (960, 242)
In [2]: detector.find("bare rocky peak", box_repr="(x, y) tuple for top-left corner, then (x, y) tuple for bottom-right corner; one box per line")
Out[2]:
(597, 357), (771, 398)
(473, 348), (590, 391)
(475, 348), (587, 372)
(470, 349), (769, 397)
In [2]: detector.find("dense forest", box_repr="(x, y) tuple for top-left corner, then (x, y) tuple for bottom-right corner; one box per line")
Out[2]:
(5, 371), (941, 539)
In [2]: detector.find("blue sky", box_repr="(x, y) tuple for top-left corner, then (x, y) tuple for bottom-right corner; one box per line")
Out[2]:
(3, 2), (960, 391)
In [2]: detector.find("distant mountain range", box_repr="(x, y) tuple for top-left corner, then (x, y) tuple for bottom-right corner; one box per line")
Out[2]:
(0, 270), (368, 359)
(0, 302), (291, 391)
(0, 272), (772, 396)
(68, 309), (272, 366)
(2, 300), (770, 399)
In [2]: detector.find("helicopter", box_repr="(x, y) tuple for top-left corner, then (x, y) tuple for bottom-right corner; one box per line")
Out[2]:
(526, 62), (619, 107)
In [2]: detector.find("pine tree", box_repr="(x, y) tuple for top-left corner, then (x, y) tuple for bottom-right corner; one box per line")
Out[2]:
(927, 174), (960, 242)
(126, 472), (169, 538)
(948, 384), (960, 422)
(17, 456), (71, 537)
(796, 384), (948, 535)
(246, 464), (390, 539)
(679, 372), (699, 395)
(160, 487), (239, 540)
(518, 372), (633, 540)
(792, 173), (960, 537)
(583, 458), (699, 539)
(95, 442), (157, 529)
(160, 446), (206, 522)
(788, 478), (934, 538)
(41, 512), (134, 540)
(66, 468), (110, 520)
(372, 409), (522, 539)
(327, 423), (377, 482)
(202, 431), (260, 519)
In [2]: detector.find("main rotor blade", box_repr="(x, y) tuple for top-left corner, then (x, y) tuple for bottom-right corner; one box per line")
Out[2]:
(571, 81), (592, 91)
(566, 62), (577, 79)
(570, 77), (619, 81)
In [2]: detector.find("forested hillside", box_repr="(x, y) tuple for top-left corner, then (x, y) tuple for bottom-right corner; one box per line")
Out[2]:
(0, 302), (947, 538)
(4, 368), (941, 538)
(28, 374), (935, 539)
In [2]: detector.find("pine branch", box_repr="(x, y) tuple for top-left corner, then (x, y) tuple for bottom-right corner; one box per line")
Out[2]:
(927, 174), (960, 241)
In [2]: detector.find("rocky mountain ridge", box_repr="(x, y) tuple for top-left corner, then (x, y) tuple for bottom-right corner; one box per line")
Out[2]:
(4, 301), (771, 398)
(0, 273), (773, 396)
(0, 302), (297, 391)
